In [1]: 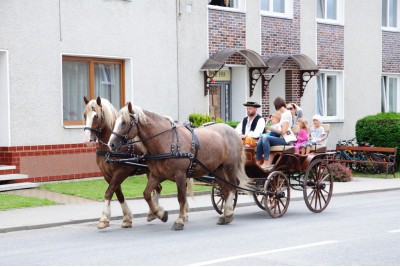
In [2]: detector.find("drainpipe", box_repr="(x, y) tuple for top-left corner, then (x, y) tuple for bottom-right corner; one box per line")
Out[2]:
(176, 0), (181, 122)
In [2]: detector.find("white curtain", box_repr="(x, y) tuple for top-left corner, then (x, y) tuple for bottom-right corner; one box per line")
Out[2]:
(317, 0), (325, 18)
(94, 63), (121, 109)
(316, 73), (326, 116)
(381, 76), (387, 112)
(62, 61), (89, 121)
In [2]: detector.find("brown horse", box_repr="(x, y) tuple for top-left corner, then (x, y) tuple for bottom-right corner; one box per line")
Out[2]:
(83, 97), (162, 229)
(108, 102), (250, 230)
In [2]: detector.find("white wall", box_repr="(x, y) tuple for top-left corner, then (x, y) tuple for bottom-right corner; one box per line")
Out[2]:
(0, 50), (10, 146)
(231, 66), (248, 121)
(0, 0), (178, 146)
(269, 70), (285, 114)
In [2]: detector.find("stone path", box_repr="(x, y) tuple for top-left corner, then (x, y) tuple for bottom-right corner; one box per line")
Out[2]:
(5, 189), (96, 204)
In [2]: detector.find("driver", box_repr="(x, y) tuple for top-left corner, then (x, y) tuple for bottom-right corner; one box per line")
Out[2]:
(235, 101), (265, 148)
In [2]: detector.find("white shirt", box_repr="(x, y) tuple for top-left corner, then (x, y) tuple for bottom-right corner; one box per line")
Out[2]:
(280, 110), (293, 128)
(235, 115), (266, 138)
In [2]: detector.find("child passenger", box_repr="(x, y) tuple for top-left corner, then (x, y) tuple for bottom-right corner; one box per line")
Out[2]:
(265, 113), (282, 138)
(293, 118), (308, 154)
(301, 114), (326, 155)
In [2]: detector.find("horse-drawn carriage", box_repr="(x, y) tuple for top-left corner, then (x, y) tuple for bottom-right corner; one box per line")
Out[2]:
(201, 146), (334, 218)
(84, 97), (334, 230)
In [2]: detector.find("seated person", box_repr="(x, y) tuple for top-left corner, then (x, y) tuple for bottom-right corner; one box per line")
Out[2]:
(265, 113), (281, 138)
(235, 101), (265, 148)
(293, 118), (309, 154)
(301, 114), (325, 155)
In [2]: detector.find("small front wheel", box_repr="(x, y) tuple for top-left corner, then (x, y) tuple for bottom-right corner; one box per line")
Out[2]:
(211, 185), (238, 215)
(263, 171), (290, 218)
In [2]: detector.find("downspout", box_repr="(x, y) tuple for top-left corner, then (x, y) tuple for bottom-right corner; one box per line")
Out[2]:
(176, 0), (181, 122)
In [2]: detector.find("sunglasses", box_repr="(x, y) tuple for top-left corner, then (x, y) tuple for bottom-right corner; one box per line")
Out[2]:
(287, 107), (293, 110)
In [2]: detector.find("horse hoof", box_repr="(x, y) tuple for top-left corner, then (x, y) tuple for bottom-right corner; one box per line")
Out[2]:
(121, 221), (132, 228)
(217, 215), (233, 225)
(171, 222), (184, 231)
(161, 211), (169, 223)
(97, 221), (110, 229)
(147, 213), (158, 222)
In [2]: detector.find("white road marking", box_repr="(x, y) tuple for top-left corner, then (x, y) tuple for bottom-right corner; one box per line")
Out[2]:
(189, 240), (338, 266)
(388, 229), (400, 233)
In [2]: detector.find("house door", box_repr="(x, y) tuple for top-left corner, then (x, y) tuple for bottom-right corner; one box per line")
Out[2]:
(209, 82), (231, 121)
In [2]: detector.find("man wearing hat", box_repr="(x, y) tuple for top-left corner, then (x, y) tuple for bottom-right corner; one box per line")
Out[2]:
(235, 101), (265, 147)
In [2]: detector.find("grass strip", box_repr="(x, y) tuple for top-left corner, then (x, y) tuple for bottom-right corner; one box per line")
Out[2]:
(0, 193), (57, 211)
(39, 175), (210, 201)
(352, 171), (399, 179)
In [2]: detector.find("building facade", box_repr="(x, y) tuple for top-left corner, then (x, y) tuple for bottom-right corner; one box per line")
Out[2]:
(0, 0), (396, 182)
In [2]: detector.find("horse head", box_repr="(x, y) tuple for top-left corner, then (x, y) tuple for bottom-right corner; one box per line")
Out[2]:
(108, 102), (143, 152)
(83, 96), (118, 147)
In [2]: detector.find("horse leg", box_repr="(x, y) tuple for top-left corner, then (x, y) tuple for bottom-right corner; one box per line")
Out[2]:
(98, 179), (115, 229)
(144, 174), (168, 223)
(146, 186), (161, 222)
(171, 175), (187, 231)
(215, 167), (235, 225)
(114, 186), (133, 228)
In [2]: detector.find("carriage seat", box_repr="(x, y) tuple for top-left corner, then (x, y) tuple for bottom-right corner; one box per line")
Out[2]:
(267, 124), (299, 154)
(309, 124), (330, 153)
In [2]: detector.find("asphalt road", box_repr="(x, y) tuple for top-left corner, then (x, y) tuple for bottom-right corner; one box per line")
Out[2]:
(1, 190), (400, 266)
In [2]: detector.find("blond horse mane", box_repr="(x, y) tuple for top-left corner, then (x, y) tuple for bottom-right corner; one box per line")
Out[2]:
(83, 98), (118, 130)
(119, 104), (148, 126)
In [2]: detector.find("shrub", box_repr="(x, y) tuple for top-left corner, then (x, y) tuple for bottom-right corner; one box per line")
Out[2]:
(225, 120), (240, 128)
(188, 113), (222, 127)
(329, 163), (353, 182)
(356, 112), (400, 167)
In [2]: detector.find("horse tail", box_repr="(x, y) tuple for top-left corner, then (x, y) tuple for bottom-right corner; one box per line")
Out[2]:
(236, 149), (252, 195)
(186, 178), (194, 199)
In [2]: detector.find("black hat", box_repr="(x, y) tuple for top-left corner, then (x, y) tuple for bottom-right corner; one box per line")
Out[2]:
(243, 101), (261, 108)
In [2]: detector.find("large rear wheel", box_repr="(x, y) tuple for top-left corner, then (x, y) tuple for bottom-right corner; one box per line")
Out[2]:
(303, 159), (333, 213)
(211, 185), (238, 215)
(263, 171), (290, 218)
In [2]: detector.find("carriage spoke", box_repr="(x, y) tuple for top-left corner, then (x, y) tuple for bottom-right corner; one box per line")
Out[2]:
(320, 190), (327, 204)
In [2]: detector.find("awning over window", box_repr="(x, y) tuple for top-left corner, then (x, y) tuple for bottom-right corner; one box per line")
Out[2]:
(265, 54), (318, 74)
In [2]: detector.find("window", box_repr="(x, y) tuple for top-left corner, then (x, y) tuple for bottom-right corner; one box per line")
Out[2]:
(382, 75), (399, 112)
(260, 0), (293, 18)
(62, 56), (124, 125)
(316, 71), (344, 120)
(316, 0), (344, 24)
(208, 0), (239, 9)
(382, 0), (399, 29)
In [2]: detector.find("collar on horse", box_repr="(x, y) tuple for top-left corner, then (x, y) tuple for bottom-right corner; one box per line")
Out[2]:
(110, 111), (200, 177)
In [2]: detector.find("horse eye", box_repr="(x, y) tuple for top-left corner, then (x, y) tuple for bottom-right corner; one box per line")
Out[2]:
(121, 121), (127, 126)
(94, 114), (98, 119)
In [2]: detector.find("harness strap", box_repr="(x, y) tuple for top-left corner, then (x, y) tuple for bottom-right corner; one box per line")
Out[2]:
(184, 124), (200, 177)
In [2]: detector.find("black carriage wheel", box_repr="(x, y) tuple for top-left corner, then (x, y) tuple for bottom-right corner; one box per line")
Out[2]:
(211, 185), (238, 215)
(303, 159), (333, 213)
(253, 192), (266, 210)
(263, 171), (290, 218)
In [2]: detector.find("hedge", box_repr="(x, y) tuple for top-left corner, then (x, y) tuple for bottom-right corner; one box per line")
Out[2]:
(188, 113), (239, 129)
(355, 112), (400, 167)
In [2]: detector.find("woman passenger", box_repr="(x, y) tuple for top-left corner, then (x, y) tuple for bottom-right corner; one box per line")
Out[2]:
(256, 97), (293, 171)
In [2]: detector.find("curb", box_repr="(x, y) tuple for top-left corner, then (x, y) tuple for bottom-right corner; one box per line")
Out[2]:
(1, 187), (400, 233)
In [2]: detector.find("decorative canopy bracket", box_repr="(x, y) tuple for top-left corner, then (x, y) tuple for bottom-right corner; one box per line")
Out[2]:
(300, 70), (318, 97)
(249, 67), (268, 97)
(261, 73), (276, 96)
(203, 66), (224, 96)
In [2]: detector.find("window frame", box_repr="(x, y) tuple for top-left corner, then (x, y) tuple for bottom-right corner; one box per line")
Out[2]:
(315, 70), (344, 122)
(316, 0), (344, 25)
(62, 55), (125, 126)
(260, 0), (293, 19)
(208, 0), (246, 13)
(381, 74), (400, 112)
(382, 0), (400, 31)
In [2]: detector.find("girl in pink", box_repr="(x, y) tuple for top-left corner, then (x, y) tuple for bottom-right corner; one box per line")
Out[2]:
(294, 118), (309, 154)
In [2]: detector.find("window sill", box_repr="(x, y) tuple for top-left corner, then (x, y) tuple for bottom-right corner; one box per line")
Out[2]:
(208, 5), (245, 14)
(316, 19), (344, 27)
(64, 125), (85, 129)
(321, 118), (344, 123)
(382, 26), (400, 33)
(261, 11), (293, 20)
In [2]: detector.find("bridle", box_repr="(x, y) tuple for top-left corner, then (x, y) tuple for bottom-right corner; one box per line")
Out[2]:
(83, 109), (107, 146)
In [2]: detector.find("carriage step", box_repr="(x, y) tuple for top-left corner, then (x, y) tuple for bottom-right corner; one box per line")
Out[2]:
(0, 182), (39, 192)
(0, 174), (29, 181)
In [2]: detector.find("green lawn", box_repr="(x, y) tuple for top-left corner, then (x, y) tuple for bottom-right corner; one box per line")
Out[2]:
(39, 175), (210, 200)
(0, 193), (57, 211)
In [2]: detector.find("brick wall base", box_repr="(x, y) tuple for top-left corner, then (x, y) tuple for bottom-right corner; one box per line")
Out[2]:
(0, 144), (102, 182)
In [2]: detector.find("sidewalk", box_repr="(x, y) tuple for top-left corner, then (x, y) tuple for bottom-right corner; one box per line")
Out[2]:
(1, 177), (400, 233)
